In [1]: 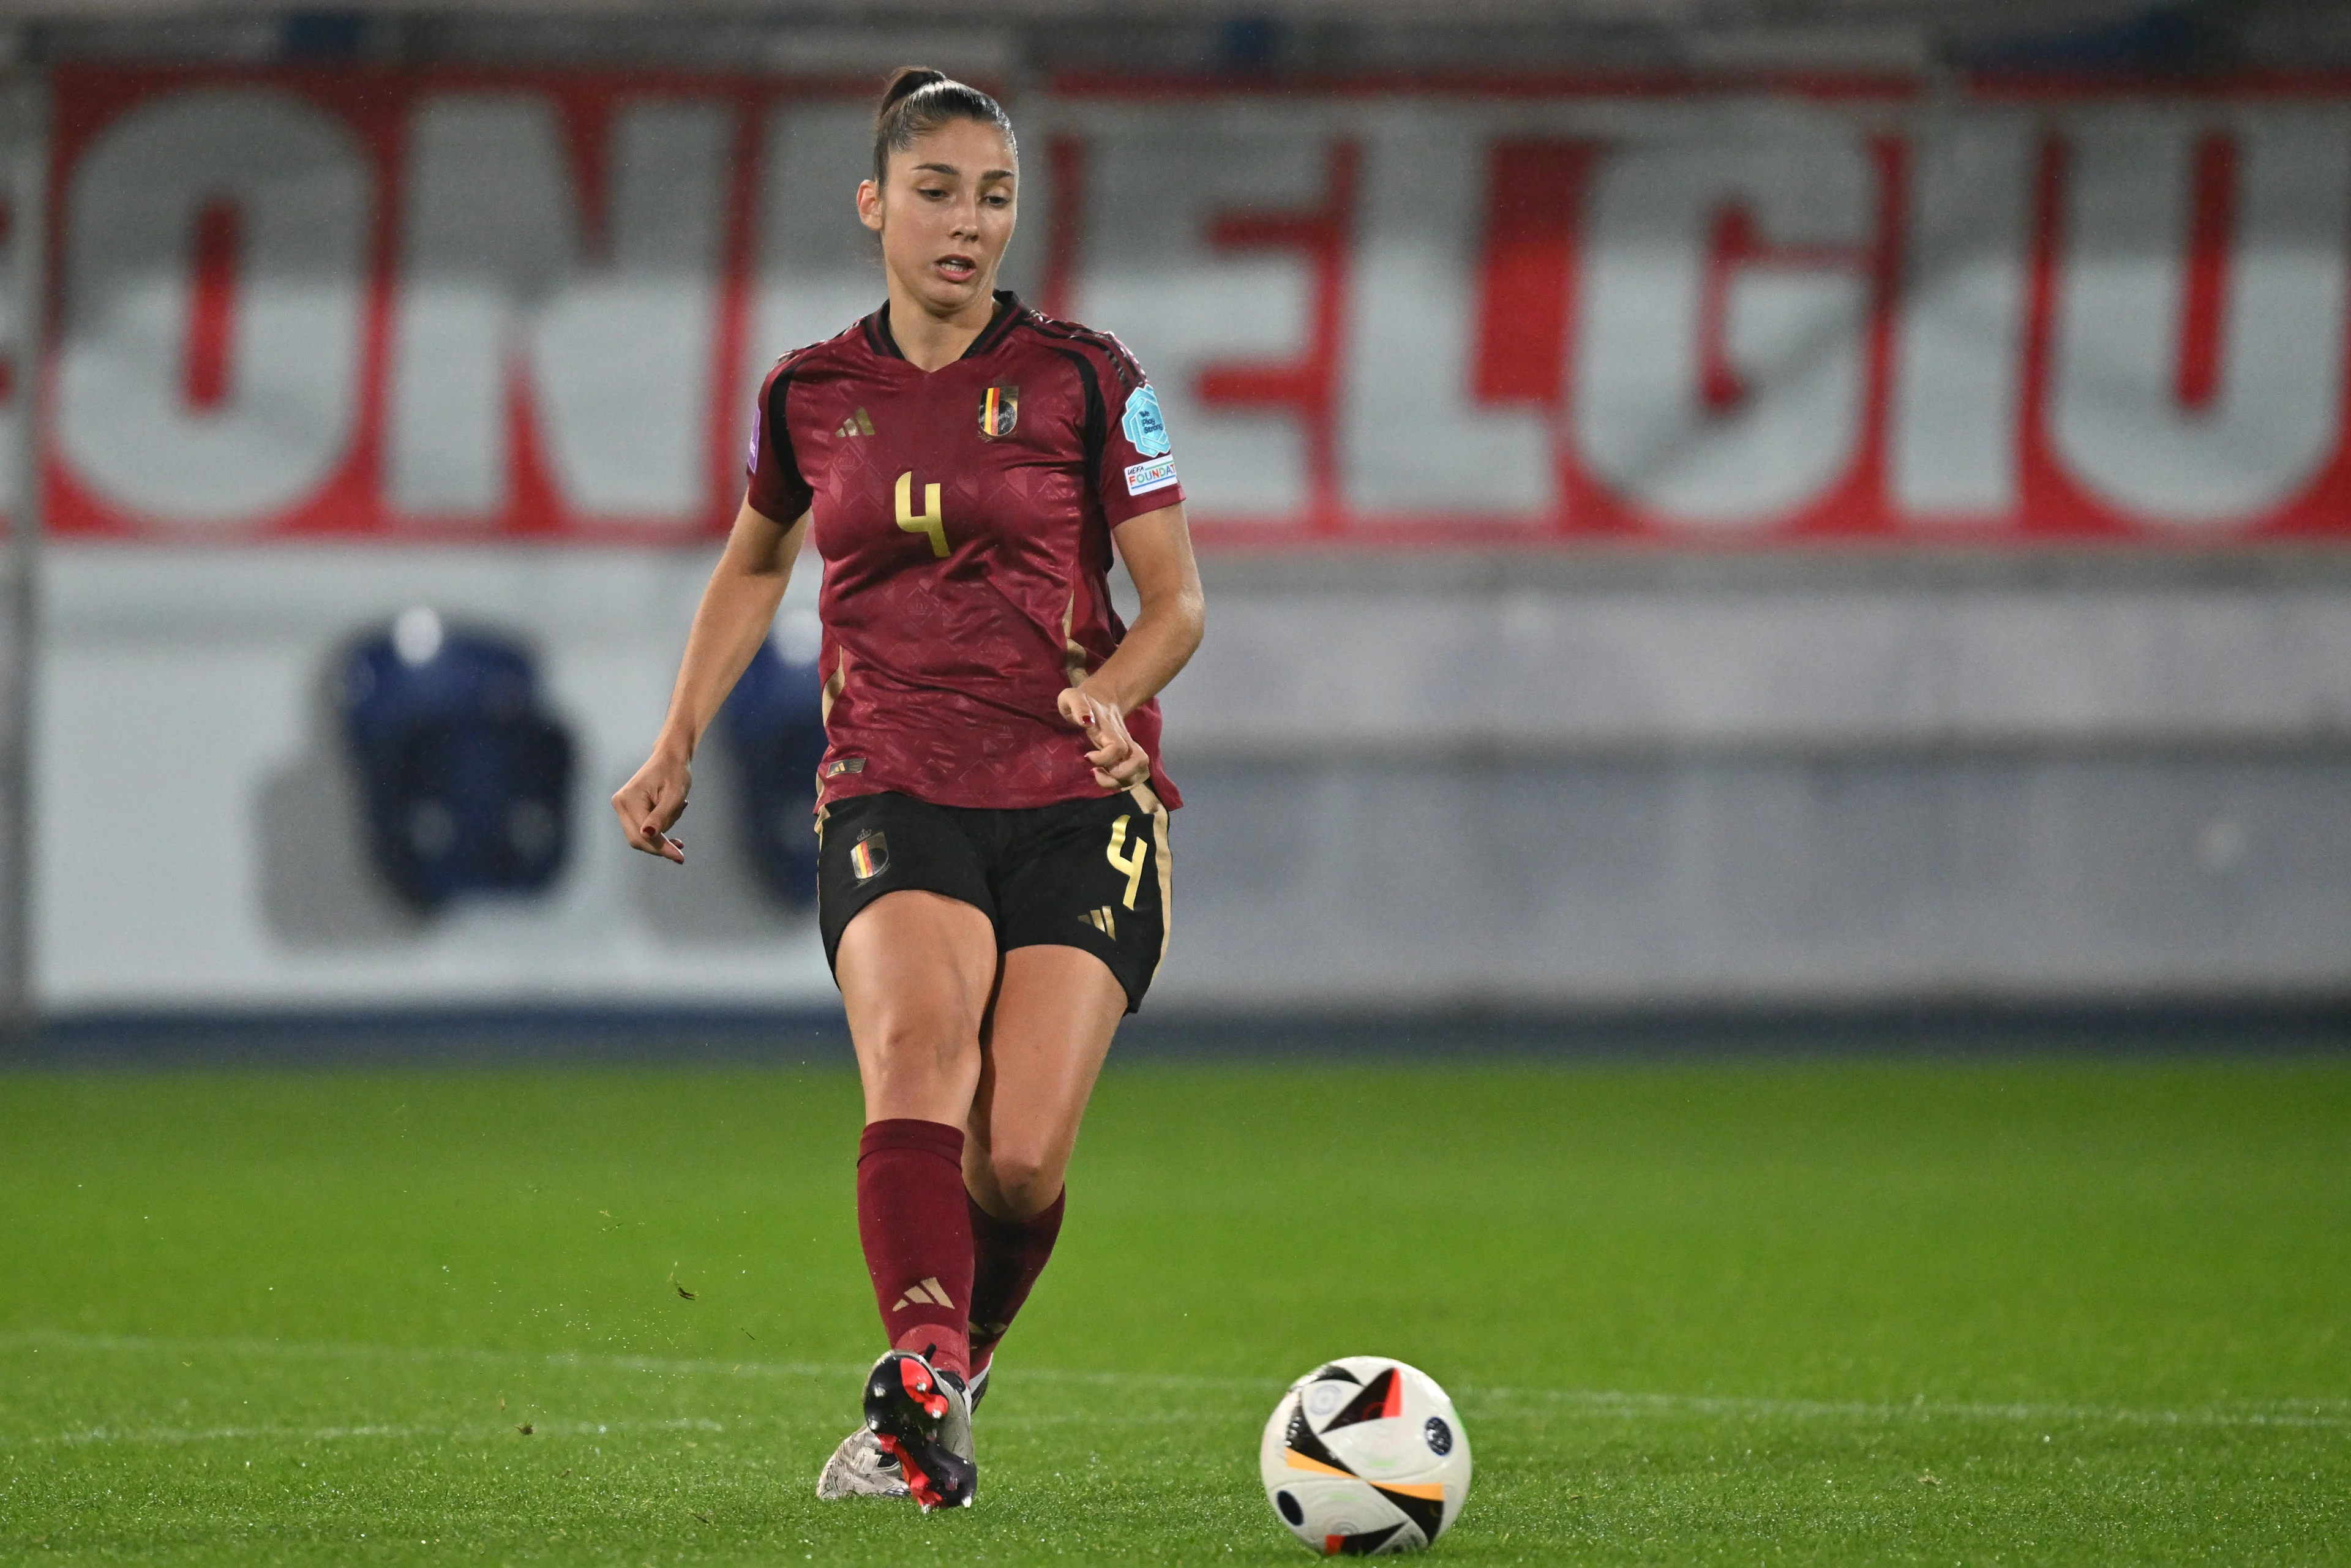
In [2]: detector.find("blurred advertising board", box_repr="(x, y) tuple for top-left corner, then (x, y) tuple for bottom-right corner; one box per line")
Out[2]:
(38, 66), (2351, 550)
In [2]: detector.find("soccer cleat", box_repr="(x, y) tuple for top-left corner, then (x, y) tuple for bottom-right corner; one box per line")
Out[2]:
(968, 1359), (991, 1412)
(861, 1350), (977, 1512)
(814, 1427), (909, 1501)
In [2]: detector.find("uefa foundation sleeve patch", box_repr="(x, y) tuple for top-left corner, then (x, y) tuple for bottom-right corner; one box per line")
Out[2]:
(1124, 457), (1180, 496)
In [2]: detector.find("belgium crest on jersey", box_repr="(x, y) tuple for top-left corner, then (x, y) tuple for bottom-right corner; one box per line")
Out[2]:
(978, 383), (1018, 440)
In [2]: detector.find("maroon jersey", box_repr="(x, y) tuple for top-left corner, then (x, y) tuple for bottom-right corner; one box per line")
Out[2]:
(746, 292), (1185, 812)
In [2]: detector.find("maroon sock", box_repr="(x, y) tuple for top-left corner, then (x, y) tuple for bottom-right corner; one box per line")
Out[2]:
(856, 1119), (974, 1380)
(966, 1188), (1066, 1374)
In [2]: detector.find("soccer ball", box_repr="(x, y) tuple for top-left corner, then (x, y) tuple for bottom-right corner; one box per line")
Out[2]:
(1259, 1357), (1471, 1555)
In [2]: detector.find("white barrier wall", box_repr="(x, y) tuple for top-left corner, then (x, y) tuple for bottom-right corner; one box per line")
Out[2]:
(39, 547), (838, 1009)
(1161, 559), (2351, 1009)
(40, 546), (2351, 1013)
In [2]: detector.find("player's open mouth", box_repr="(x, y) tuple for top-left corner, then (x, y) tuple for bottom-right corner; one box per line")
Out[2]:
(934, 254), (977, 282)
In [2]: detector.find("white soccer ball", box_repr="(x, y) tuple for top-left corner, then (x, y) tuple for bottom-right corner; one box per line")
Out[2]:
(1259, 1357), (1471, 1555)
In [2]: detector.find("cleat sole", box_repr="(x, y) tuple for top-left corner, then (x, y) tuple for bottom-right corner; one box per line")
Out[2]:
(861, 1352), (976, 1511)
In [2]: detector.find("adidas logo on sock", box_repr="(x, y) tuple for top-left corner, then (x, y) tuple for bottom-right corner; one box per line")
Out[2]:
(891, 1276), (955, 1311)
(836, 407), (875, 438)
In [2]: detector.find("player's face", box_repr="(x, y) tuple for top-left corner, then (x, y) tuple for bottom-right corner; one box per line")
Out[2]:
(859, 119), (1018, 320)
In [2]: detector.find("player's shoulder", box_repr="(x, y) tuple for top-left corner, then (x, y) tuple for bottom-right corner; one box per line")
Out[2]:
(1010, 306), (1150, 394)
(760, 315), (878, 393)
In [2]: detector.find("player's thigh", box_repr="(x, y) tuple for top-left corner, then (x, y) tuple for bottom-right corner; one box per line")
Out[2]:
(820, 794), (1001, 1123)
(966, 943), (1127, 1220)
(837, 890), (998, 1125)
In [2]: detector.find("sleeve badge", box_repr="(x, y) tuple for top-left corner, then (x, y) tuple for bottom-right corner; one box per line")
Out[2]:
(1124, 456), (1180, 497)
(1121, 385), (1171, 458)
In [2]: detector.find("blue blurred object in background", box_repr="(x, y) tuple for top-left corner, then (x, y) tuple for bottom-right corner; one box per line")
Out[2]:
(339, 608), (576, 915)
(718, 624), (827, 912)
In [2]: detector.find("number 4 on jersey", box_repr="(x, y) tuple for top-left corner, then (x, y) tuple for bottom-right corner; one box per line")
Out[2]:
(895, 471), (948, 558)
(1106, 815), (1150, 910)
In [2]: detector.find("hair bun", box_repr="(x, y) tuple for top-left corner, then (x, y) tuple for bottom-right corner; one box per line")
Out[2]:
(877, 66), (950, 119)
(869, 68), (1016, 185)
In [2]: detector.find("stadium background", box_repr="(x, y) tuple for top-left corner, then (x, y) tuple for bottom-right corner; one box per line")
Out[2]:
(4, 6), (2349, 1566)
(10, 0), (2351, 1041)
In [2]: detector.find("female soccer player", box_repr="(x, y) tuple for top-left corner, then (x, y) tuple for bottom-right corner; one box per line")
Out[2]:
(611, 68), (1204, 1512)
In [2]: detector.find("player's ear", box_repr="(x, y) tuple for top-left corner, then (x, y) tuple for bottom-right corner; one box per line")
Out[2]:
(857, 178), (885, 233)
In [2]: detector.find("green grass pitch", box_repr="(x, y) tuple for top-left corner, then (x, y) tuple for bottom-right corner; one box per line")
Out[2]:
(2, 1057), (2346, 1564)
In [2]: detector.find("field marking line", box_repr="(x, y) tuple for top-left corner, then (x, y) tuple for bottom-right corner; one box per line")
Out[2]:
(0, 1329), (857, 1384)
(1457, 1386), (2351, 1431)
(0, 1329), (1273, 1392)
(6, 1330), (2345, 1436)
(9, 1410), (1216, 1452)
(24, 1414), (728, 1450)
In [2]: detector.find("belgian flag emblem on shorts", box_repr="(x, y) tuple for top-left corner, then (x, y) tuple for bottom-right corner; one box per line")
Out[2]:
(978, 383), (1018, 440)
(850, 831), (889, 881)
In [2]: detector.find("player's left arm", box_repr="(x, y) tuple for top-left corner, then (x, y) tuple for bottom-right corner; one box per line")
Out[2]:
(1057, 503), (1204, 791)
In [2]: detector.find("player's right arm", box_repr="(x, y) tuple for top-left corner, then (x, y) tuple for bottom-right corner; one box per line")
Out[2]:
(611, 499), (809, 863)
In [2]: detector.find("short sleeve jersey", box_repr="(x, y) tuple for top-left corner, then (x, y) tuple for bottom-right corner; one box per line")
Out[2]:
(747, 291), (1185, 812)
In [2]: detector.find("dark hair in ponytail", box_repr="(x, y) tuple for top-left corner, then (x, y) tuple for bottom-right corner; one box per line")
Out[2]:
(871, 66), (1017, 185)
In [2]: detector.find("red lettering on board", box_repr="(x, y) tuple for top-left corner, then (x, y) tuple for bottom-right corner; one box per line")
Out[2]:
(1474, 141), (1589, 407)
(1194, 141), (1358, 533)
(182, 198), (239, 412)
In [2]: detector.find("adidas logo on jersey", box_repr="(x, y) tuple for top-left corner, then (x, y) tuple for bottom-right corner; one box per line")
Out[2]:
(891, 1276), (954, 1311)
(836, 407), (874, 438)
(1081, 906), (1119, 939)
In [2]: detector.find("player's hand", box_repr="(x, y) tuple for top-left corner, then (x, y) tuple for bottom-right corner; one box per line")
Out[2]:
(612, 748), (691, 863)
(1059, 685), (1152, 792)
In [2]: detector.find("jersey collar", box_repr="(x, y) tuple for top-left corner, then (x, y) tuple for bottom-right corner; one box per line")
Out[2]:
(866, 291), (1027, 366)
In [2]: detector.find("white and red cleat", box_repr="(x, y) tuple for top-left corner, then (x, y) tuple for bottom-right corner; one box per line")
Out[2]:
(814, 1427), (909, 1501)
(860, 1350), (976, 1511)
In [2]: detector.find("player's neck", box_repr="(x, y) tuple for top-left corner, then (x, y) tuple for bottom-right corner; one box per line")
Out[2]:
(886, 285), (1002, 372)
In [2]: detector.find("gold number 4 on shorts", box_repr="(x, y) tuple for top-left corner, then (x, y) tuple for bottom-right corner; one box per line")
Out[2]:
(1106, 815), (1149, 911)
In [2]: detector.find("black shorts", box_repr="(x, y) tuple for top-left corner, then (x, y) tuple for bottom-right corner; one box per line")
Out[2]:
(816, 788), (1172, 1014)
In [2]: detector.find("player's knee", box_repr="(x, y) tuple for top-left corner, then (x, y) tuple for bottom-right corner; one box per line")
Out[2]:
(868, 1010), (979, 1089)
(986, 1147), (1061, 1218)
